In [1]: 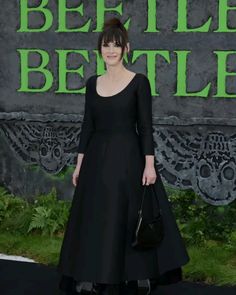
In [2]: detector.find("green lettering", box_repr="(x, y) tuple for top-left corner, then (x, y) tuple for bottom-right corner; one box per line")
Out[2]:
(174, 50), (211, 97)
(17, 49), (53, 92)
(213, 51), (236, 98)
(56, 0), (90, 32)
(17, 0), (53, 32)
(175, 0), (212, 32)
(215, 0), (236, 32)
(55, 50), (89, 93)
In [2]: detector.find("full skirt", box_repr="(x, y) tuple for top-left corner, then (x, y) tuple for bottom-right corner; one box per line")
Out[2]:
(57, 131), (190, 284)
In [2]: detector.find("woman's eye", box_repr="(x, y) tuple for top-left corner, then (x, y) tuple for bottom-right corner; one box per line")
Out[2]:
(102, 43), (120, 47)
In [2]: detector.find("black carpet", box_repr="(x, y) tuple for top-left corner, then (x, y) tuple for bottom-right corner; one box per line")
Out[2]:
(0, 259), (235, 295)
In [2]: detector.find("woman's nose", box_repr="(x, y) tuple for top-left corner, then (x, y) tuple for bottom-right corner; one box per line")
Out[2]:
(109, 46), (115, 52)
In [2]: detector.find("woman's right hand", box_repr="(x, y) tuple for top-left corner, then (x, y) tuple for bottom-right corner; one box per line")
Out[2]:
(72, 165), (81, 187)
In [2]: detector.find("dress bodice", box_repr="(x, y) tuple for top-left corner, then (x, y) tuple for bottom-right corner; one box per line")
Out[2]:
(77, 73), (155, 156)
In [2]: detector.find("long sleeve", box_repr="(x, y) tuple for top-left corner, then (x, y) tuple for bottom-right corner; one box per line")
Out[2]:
(136, 74), (155, 156)
(77, 77), (94, 154)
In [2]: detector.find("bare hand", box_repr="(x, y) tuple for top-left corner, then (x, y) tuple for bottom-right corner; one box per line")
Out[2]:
(72, 165), (81, 187)
(142, 165), (157, 185)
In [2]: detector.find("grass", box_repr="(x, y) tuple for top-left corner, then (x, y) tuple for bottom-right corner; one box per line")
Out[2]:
(0, 232), (235, 286)
(0, 231), (62, 266)
(183, 240), (236, 286)
(0, 185), (235, 286)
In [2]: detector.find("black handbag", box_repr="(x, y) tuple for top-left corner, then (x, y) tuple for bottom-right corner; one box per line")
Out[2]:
(131, 184), (164, 250)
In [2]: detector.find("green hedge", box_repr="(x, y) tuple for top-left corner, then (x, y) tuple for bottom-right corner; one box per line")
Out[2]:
(0, 186), (70, 237)
(166, 187), (236, 246)
(0, 185), (235, 246)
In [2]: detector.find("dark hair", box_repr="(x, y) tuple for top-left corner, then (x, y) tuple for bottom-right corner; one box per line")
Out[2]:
(97, 17), (129, 61)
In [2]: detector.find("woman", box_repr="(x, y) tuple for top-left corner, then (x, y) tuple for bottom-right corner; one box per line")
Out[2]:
(57, 17), (190, 295)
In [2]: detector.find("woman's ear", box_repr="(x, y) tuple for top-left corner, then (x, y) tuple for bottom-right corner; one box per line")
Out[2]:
(126, 42), (130, 54)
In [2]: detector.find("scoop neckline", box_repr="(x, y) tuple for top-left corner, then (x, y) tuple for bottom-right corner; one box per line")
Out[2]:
(95, 73), (138, 98)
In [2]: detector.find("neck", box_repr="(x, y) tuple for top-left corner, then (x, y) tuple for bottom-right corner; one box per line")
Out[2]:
(105, 65), (128, 80)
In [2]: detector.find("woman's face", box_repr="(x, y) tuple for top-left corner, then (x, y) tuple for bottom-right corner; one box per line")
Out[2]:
(101, 38), (128, 66)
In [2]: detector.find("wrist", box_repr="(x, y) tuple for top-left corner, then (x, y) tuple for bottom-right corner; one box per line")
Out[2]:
(76, 155), (83, 167)
(145, 155), (154, 167)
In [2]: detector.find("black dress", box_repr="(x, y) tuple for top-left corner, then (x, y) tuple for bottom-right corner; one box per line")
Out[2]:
(57, 73), (190, 285)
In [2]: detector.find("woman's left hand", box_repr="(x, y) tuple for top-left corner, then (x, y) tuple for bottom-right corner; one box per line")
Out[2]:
(142, 165), (157, 185)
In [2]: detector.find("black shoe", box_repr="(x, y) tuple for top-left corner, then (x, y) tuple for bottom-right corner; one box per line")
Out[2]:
(59, 275), (91, 294)
(91, 283), (121, 295)
(120, 281), (138, 295)
(90, 282), (103, 294)
(59, 275), (78, 293)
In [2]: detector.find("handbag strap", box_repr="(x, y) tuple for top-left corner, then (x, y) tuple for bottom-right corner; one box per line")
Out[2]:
(138, 184), (161, 216)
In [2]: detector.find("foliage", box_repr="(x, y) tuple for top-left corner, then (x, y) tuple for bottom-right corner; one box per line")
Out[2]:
(167, 187), (236, 246)
(0, 185), (236, 285)
(0, 187), (31, 234)
(0, 186), (71, 237)
(1, 185), (236, 244)
(28, 187), (70, 236)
